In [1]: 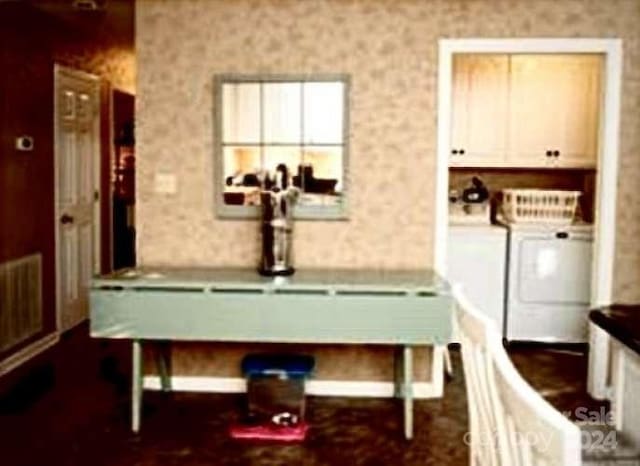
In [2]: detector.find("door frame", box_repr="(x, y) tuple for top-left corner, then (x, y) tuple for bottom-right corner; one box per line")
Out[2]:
(53, 64), (102, 331)
(435, 38), (622, 307)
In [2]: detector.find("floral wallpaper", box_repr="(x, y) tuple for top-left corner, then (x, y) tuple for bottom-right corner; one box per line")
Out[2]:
(51, 0), (136, 94)
(135, 0), (640, 383)
(58, 43), (136, 94)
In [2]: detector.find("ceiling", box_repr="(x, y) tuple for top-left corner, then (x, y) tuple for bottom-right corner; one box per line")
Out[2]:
(27, 0), (134, 43)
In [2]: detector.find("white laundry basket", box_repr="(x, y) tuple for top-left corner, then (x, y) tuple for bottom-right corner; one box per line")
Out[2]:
(502, 189), (581, 225)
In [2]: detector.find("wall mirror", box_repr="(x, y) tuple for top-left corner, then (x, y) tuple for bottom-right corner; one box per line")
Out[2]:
(214, 75), (350, 219)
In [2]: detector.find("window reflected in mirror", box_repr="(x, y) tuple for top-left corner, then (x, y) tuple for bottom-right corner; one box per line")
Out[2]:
(216, 75), (349, 218)
(263, 82), (302, 143)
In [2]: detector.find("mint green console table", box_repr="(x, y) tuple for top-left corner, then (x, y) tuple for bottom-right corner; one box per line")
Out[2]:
(90, 267), (452, 439)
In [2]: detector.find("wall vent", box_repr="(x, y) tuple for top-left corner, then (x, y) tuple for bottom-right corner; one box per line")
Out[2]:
(0, 254), (43, 353)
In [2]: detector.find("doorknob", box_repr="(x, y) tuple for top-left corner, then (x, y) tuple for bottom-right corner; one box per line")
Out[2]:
(60, 214), (74, 224)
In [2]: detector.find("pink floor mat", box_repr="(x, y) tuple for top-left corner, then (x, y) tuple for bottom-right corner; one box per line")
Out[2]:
(229, 421), (309, 442)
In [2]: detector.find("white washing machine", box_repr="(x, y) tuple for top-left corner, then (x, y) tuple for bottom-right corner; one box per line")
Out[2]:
(505, 223), (593, 343)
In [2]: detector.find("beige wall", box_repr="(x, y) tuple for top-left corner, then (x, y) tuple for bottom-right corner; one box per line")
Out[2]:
(58, 43), (135, 94)
(52, 0), (136, 94)
(135, 0), (640, 383)
(136, 0), (640, 301)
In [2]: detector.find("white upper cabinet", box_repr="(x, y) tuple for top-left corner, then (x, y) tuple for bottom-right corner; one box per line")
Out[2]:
(509, 55), (601, 168)
(450, 54), (602, 169)
(450, 54), (509, 167)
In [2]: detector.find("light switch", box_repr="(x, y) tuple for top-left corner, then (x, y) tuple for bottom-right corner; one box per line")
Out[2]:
(154, 173), (177, 194)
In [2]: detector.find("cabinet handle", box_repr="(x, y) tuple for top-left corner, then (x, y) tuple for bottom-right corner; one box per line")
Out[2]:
(553, 150), (560, 157)
(459, 149), (465, 155)
(451, 149), (458, 155)
(545, 150), (552, 157)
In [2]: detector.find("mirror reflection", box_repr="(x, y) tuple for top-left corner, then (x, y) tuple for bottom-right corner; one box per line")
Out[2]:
(218, 77), (348, 215)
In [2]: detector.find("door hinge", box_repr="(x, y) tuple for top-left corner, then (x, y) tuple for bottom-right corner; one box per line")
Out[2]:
(94, 190), (100, 201)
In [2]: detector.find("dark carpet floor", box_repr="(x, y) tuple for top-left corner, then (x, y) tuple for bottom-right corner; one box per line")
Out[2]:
(0, 329), (601, 466)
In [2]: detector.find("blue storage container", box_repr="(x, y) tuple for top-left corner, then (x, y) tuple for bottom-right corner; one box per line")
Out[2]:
(242, 353), (315, 378)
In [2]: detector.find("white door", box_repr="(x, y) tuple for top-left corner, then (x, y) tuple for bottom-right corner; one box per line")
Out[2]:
(55, 65), (101, 332)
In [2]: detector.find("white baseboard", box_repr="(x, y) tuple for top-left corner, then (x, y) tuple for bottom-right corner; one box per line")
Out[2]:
(0, 332), (59, 377)
(143, 375), (441, 399)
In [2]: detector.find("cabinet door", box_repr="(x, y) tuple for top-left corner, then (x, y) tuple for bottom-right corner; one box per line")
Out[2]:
(553, 55), (601, 168)
(509, 55), (601, 168)
(450, 54), (509, 167)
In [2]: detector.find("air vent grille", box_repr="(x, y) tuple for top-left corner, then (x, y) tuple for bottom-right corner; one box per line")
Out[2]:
(0, 254), (43, 353)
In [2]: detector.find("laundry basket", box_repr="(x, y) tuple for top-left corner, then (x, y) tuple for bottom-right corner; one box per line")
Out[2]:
(501, 189), (581, 225)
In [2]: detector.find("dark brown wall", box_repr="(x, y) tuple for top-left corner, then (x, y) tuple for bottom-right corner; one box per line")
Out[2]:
(0, 4), (57, 353)
(0, 1), (134, 360)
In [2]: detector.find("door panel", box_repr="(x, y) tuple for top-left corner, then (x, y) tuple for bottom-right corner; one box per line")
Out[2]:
(77, 93), (92, 123)
(60, 130), (77, 205)
(78, 129), (93, 204)
(55, 66), (100, 332)
(62, 227), (78, 302)
(79, 223), (93, 311)
(61, 90), (75, 120)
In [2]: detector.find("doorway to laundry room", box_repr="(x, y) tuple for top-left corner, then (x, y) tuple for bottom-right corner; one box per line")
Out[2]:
(435, 39), (622, 346)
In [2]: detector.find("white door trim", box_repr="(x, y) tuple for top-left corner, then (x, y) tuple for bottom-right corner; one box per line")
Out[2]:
(54, 64), (102, 332)
(435, 38), (622, 307)
(107, 86), (115, 273)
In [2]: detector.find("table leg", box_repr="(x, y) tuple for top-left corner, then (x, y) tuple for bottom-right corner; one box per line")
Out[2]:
(443, 346), (453, 377)
(155, 341), (172, 392)
(132, 339), (143, 433)
(403, 345), (413, 440)
(394, 347), (403, 397)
